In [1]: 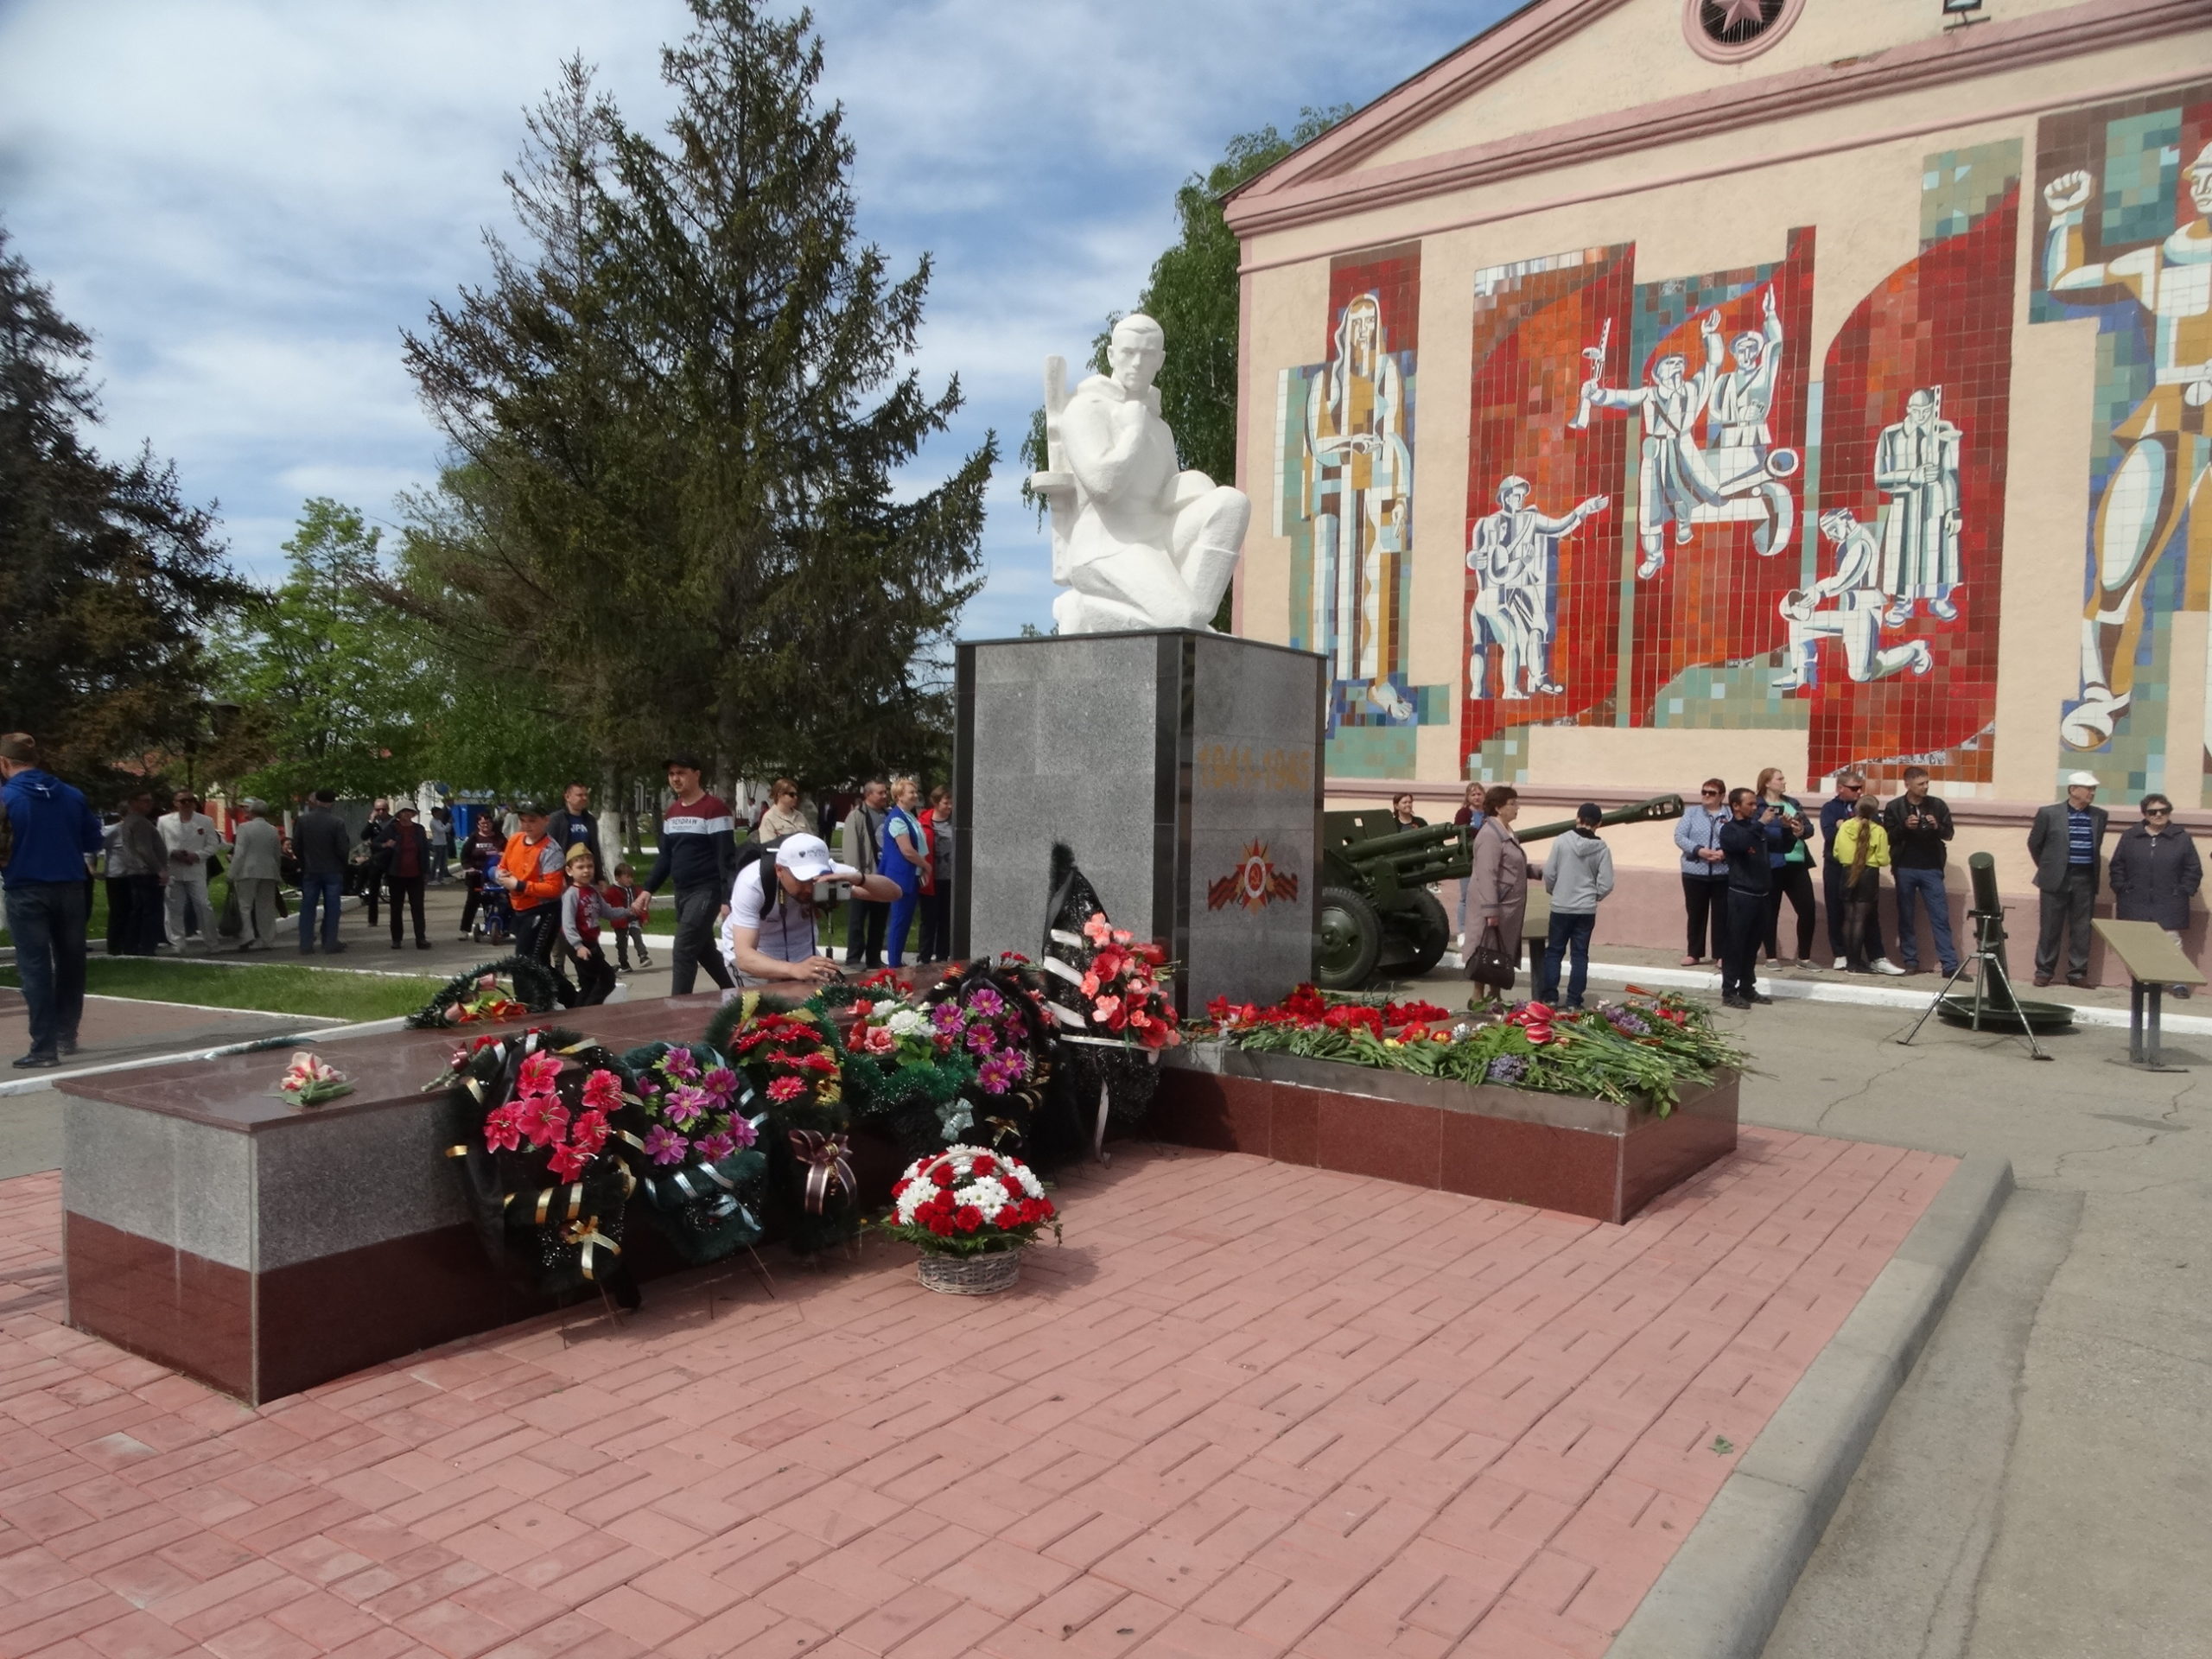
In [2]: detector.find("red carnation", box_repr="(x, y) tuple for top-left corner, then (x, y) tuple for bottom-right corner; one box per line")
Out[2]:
(954, 1205), (983, 1233)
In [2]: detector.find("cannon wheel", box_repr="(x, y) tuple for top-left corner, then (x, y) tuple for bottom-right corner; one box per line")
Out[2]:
(1316, 886), (1382, 990)
(1381, 889), (1452, 979)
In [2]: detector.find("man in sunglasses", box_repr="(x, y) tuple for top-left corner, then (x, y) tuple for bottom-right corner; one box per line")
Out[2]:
(2107, 792), (2202, 997)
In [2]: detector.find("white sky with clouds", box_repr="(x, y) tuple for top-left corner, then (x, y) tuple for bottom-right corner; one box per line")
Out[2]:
(0, 0), (1503, 639)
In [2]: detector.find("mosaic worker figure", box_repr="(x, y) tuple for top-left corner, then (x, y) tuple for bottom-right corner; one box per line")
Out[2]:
(1040, 314), (1250, 636)
(1302, 291), (1414, 718)
(1876, 387), (1965, 625)
(1575, 311), (1726, 580)
(1466, 475), (1609, 700)
(1707, 287), (1783, 449)
(1775, 507), (1935, 690)
(2042, 148), (2212, 751)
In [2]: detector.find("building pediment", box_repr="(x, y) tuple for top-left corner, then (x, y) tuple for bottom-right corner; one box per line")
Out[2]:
(1224, 0), (2200, 240)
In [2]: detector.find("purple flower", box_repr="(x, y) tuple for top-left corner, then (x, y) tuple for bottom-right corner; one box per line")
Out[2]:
(967, 986), (1004, 1018)
(700, 1065), (739, 1102)
(1608, 1010), (1651, 1037)
(643, 1125), (689, 1166)
(1485, 1055), (1529, 1084)
(662, 1046), (700, 1082)
(665, 1086), (709, 1128)
(728, 1116), (759, 1149)
(977, 1052), (1027, 1095)
(696, 1131), (735, 1162)
(638, 1077), (662, 1097)
(966, 1026), (996, 1055)
(931, 1001), (963, 1033)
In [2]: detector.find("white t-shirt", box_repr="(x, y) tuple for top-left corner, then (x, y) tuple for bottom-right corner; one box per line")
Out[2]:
(720, 862), (818, 985)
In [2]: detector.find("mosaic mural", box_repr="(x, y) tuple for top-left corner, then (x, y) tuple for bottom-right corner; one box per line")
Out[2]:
(1810, 141), (2019, 786)
(1445, 154), (2024, 791)
(2028, 82), (2212, 800)
(1278, 242), (1450, 775)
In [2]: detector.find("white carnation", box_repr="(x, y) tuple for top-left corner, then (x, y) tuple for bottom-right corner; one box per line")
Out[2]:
(887, 1007), (930, 1037)
(955, 1177), (1013, 1219)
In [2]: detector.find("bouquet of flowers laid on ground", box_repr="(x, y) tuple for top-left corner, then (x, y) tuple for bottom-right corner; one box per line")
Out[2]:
(272, 1051), (352, 1107)
(617, 1040), (769, 1266)
(880, 1145), (1059, 1294)
(704, 994), (856, 1254)
(445, 1027), (639, 1304)
(406, 956), (566, 1030)
(1199, 986), (1741, 1114)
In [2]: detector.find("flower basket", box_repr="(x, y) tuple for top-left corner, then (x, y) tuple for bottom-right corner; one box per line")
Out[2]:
(877, 1146), (1058, 1289)
(917, 1247), (1022, 1296)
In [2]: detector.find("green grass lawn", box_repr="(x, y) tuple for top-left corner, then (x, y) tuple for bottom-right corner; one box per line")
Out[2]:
(0, 957), (445, 1022)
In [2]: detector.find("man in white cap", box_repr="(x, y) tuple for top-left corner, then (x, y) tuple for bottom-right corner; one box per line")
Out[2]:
(720, 833), (899, 987)
(2027, 772), (2109, 987)
(227, 798), (284, 951)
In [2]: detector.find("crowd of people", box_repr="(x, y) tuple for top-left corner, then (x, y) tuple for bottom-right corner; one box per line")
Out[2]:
(1452, 767), (2201, 1014)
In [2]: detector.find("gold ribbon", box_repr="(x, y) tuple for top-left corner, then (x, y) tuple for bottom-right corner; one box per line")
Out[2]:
(787, 1129), (854, 1215)
(559, 1215), (620, 1280)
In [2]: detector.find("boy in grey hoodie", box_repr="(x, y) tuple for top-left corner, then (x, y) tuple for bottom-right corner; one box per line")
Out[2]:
(1540, 803), (1615, 1009)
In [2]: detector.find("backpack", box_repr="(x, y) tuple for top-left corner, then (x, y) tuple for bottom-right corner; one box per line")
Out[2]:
(731, 834), (788, 913)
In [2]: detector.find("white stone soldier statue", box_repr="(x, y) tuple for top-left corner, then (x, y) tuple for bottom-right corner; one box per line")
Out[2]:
(1032, 315), (1249, 634)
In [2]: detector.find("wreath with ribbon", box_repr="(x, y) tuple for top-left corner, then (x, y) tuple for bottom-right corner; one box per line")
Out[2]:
(1039, 843), (1175, 1163)
(617, 1040), (771, 1268)
(442, 1026), (642, 1304)
(408, 956), (567, 1030)
(702, 992), (859, 1255)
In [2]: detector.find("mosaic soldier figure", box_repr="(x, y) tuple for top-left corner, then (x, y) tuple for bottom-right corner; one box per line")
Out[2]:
(1467, 476), (1609, 700)
(1575, 311), (1726, 581)
(1038, 315), (1250, 634)
(1303, 292), (1414, 719)
(2042, 148), (2212, 751)
(1876, 387), (1965, 626)
(1775, 508), (1935, 689)
(1708, 288), (1783, 448)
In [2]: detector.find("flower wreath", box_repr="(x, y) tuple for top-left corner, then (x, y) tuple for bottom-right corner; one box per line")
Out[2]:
(616, 1040), (770, 1266)
(879, 1146), (1059, 1257)
(702, 993), (857, 1253)
(442, 1026), (641, 1302)
(407, 956), (567, 1030)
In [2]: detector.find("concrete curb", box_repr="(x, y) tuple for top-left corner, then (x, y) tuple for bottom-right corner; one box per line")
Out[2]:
(1605, 1152), (2015, 1659)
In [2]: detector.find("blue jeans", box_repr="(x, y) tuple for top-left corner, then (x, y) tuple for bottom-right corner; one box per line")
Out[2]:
(5, 881), (89, 1057)
(297, 871), (346, 950)
(1539, 911), (1597, 1008)
(1892, 867), (1959, 972)
(885, 880), (920, 968)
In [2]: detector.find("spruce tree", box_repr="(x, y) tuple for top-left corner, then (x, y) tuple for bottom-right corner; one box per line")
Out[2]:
(0, 227), (246, 792)
(404, 1), (992, 790)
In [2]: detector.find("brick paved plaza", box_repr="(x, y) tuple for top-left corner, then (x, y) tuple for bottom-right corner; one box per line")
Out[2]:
(0, 1130), (1953, 1659)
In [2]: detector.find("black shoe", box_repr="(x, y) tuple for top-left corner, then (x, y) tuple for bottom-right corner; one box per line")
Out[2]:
(1721, 994), (1750, 1009)
(12, 1052), (60, 1070)
(1749, 992), (1774, 1005)
(416, 939), (432, 950)
(391, 940), (404, 950)
(324, 942), (347, 954)
(299, 944), (316, 956)
(59, 1038), (79, 1057)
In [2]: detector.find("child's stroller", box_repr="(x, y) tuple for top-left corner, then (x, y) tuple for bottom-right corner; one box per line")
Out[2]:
(467, 869), (512, 945)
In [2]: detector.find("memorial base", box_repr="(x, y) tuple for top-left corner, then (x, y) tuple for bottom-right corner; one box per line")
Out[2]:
(954, 628), (1325, 1015)
(1147, 1044), (1738, 1224)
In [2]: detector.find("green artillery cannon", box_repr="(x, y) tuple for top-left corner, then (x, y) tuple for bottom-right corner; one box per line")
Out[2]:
(1315, 793), (1686, 989)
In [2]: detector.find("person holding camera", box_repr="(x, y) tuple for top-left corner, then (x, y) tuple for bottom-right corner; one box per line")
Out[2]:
(1716, 787), (1776, 1008)
(719, 832), (899, 987)
(1883, 766), (1959, 977)
(1754, 766), (1817, 966)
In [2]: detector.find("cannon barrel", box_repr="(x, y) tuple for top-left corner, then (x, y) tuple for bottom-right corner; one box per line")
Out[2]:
(1516, 793), (1686, 844)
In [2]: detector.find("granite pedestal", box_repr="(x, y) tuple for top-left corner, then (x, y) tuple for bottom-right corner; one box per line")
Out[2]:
(953, 630), (1325, 1014)
(1148, 1043), (1738, 1224)
(57, 995), (726, 1402)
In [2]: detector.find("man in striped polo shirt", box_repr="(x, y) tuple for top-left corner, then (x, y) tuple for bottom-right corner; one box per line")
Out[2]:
(639, 753), (738, 995)
(2029, 770), (2108, 988)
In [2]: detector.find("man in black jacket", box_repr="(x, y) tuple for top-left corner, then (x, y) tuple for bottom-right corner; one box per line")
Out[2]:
(639, 754), (737, 995)
(296, 789), (353, 954)
(1882, 767), (1959, 976)
(1717, 787), (1775, 1009)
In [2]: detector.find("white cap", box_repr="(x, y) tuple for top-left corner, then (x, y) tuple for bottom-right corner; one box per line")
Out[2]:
(775, 833), (857, 883)
(2065, 771), (2101, 788)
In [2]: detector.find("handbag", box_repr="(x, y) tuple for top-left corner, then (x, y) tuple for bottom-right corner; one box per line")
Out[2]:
(1466, 923), (1517, 990)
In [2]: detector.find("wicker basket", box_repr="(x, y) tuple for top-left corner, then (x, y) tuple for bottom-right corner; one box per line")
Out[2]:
(916, 1247), (1023, 1295)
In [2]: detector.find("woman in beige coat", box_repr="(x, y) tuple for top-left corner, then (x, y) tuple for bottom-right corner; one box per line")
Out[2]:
(1467, 785), (1539, 995)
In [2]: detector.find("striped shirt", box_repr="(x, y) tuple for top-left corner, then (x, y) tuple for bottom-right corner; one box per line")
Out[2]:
(2068, 808), (2096, 866)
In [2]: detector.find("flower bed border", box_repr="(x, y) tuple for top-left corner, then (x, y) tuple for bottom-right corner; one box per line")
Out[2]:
(1148, 1041), (1737, 1224)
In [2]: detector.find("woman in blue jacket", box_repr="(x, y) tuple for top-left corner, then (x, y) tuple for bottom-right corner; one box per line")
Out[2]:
(1674, 778), (1731, 966)
(880, 776), (931, 969)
